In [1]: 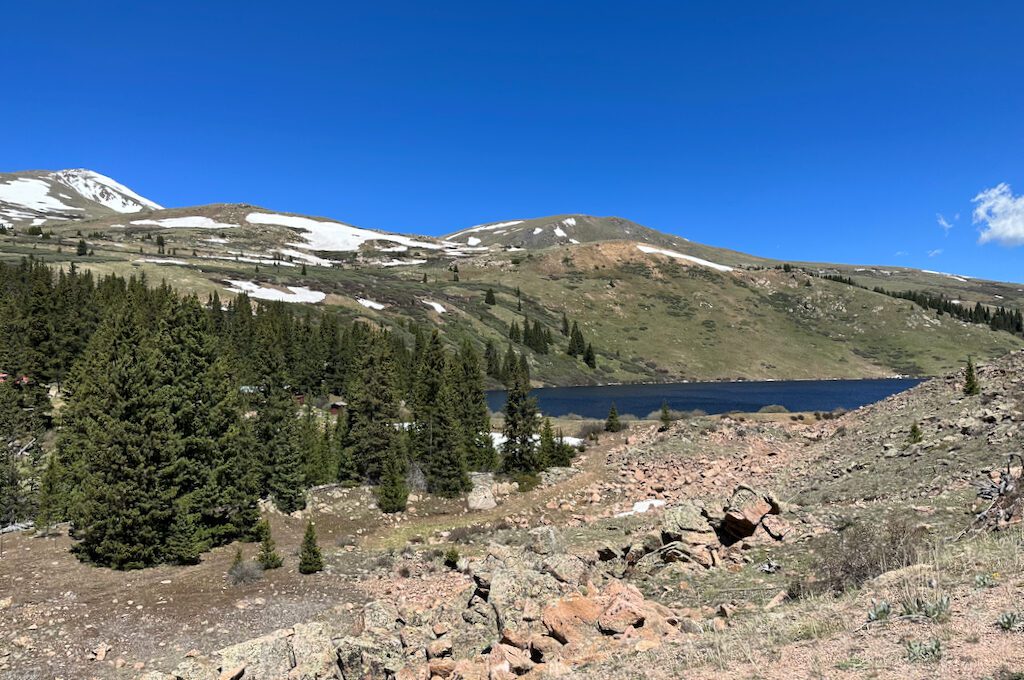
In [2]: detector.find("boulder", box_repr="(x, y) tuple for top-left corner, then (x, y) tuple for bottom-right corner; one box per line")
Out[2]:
(719, 485), (779, 542)
(541, 594), (602, 644)
(468, 474), (498, 511)
(216, 628), (294, 680)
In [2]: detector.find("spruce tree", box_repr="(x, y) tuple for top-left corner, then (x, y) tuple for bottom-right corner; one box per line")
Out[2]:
(166, 506), (202, 565)
(605, 403), (622, 432)
(501, 364), (540, 474)
(257, 378), (306, 513)
(964, 357), (980, 396)
(376, 447), (409, 513)
(332, 411), (358, 485)
(255, 518), (282, 569)
(583, 342), (596, 369)
(538, 417), (557, 469)
(561, 312), (570, 336)
(298, 521), (324, 574)
(76, 239), (88, 256)
(485, 288), (496, 305)
(34, 454), (63, 536)
(909, 422), (923, 444)
(659, 400), (672, 432)
(452, 340), (496, 471)
(346, 337), (400, 483)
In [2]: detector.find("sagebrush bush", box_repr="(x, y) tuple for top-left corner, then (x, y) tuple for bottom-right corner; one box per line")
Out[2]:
(228, 558), (264, 585)
(812, 517), (926, 594)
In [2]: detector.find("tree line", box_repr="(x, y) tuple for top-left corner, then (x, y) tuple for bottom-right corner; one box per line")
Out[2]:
(1, 258), (574, 569)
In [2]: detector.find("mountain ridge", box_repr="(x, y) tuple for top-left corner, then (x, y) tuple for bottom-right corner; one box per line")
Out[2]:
(2, 168), (1021, 386)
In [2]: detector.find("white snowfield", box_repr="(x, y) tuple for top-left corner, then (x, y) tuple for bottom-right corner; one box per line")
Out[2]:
(0, 177), (82, 213)
(562, 217), (577, 227)
(52, 169), (162, 213)
(554, 227), (567, 237)
(131, 216), (236, 229)
(533, 227), (543, 235)
(204, 237), (230, 244)
(200, 253), (296, 267)
(569, 238), (580, 244)
(379, 245), (408, 252)
(136, 258), (188, 265)
(275, 248), (334, 267)
(224, 280), (325, 303)
(488, 433), (584, 448)
(246, 212), (441, 252)
(422, 300), (446, 313)
(357, 298), (386, 310)
(448, 220), (524, 238)
(636, 245), (734, 272)
(374, 258), (428, 267)
(466, 236), (482, 246)
(922, 269), (970, 283)
(615, 499), (666, 518)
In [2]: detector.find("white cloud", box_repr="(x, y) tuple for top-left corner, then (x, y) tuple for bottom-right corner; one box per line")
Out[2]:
(927, 249), (943, 257)
(936, 213), (954, 234)
(973, 182), (1024, 246)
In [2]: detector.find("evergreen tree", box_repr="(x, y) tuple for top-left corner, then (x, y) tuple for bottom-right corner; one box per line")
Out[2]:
(501, 365), (540, 474)
(34, 454), (64, 536)
(605, 403), (623, 432)
(567, 321), (585, 356)
(483, 339), (501, 379)
(257, 378), (306, 513)
(298, 521), (324, 573)
(508, 321), (522, 343)
(583, 342), (596, 369)
(255, 518), (282, 569)
(165, 506), (201, 565)
(375, 447), (409, 513)
(538, 417), (557, 468)
(561, 312), (570, 336)
(659, 400), (672, 432)
(452, 340), (496, 471)
(909, 422), (923, 444)
(484, 288), (496, 305)
(964, 357), (980, 396)
(76, 239), (88, 256)
(332, 411), (358, 485)
(346, 337), (400, 483)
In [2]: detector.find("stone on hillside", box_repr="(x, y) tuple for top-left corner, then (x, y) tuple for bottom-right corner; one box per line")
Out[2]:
(468, 473), (498, 510)
(358, 599), (401, 633)
(336, 633), (406, 679)
(216, 628), (293, 680)
(719, 485), (779, 541)
(528, 526), (563, 555)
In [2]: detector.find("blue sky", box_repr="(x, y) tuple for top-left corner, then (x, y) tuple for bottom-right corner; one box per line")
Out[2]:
(3, 2), (1022, 281)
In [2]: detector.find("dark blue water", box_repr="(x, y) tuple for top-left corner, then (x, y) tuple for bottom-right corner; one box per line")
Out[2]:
(487, 378), (924, 419)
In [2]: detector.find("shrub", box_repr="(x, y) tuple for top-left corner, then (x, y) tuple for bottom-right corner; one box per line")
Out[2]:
(576, 422), (604, 441)
(866, 600), (891, 622)
(511, 472), (541, 492)
(227, 549), (264, 585)
(996, 611), (1023, 632)
(975, 573), (997, 589)
(443, 547), (460, 569)
(905, 638), (942, 663)
(812, 517), (926, 593)
(900, 594), (950, 622)
(758, 404), (789, 414)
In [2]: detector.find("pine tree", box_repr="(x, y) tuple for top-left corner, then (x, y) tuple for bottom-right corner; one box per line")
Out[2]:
(34, 454), (64, 536)
(255, 518), (282, 569)
(501, 364), (540, 474)
(605, 403), (622, 432)
(298, 521), (324, 573)
(567, 321), (585, 356)
(485, 288), (496, 305)
(166, 506), (202, 565)
(538, 417), (557, 468)
(484, 339), (501, 379)
(376, 447), (409, 513)
(452, 340), (496, 471)
(659, 400), (672, 432)
(908, 422), (923, 444)
(346, 337), (400, 483)
(76, 239), (88, 256)
(583, 342), (596, 369)
(258, 378), (306, 513)
(964, 357), (980, 396)
(332, 410), (359, 485)
(561, 312), (569, 336)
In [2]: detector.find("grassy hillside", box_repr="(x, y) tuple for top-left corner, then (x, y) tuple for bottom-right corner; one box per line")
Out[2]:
(3, 203), (1021, 386)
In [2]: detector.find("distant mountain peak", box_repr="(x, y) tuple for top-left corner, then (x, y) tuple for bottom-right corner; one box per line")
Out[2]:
(0, 168), (161, 228)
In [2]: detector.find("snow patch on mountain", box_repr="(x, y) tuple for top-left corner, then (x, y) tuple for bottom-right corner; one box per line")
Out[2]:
(466, 236), (482, 246)
(357, 297), (386, 310)
(422, 300), (446, 313)
(246, 212), (440, 252)
(136, 258), (188, 265)
(275, 248), (334, 267)
(562, 217), (577, 227)
(448, 220), (524, 238)
(554, 227), (567, 237)
(636, 245), (734, 272)
(132, 216), (235, 229)
(0, 178), (82, 213)
(52, 169), (162, 213)
(225, 280), (325, 303)
(922, 269), (970, 282)
(533, 227), (543, 235)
